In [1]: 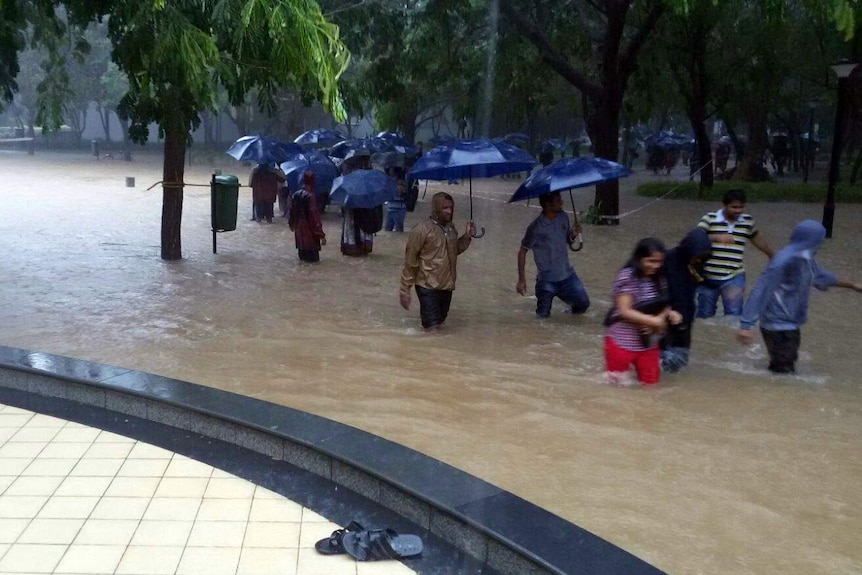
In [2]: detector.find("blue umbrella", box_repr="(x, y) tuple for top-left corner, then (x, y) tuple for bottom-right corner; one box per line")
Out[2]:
(407, 139), (537, 238)
(226, 135), (303, 164)
(293, 128), (346, 148)
(504, 132), (529, 144)
(329, 137), (395, 159)
(375, 131), (418, 155)
(429, 134), (457, 146)
(329, 169), (397, 209)
(280, 151), (339, 204)
(508, 157), (630, 251)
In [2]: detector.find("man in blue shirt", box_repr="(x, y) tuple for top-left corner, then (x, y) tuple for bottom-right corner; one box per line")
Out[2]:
(516, 192), (590, 318)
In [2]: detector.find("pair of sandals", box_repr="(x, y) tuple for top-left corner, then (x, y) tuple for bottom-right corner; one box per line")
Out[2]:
(314, 520), (423, 561)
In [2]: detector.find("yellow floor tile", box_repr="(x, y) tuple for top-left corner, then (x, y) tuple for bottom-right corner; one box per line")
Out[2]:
(115, 458), (170, 478)
(104, 477), (161, 498)
(52, 428), (100, 443)
(195, 499), (251, 522)
(186, 520), (247, 547)
(249, 498), (303, 522)
(127, 443), (174, 460)
(142, 498), (201, 521)
(54, 476), (112, 497)
(204, 477), (256, 499)
(25, 414), (67, 428)
(0, 543), (68, 573)
(153, 477), (208, 499)
(115, 545), (184, 575)
(298, 520), (341, 549)
(38, 442), (91, 459)
(0, 495), (49, 519)
(83, 442), (133, 459)
(37, 496), (99, 519)
(17, 518), (84, 544)
(54, 543), (125, 574)
(0, 442), (46, 458)
(163, 457), (214, 478)
(21, 458), (79, 477)
(68, 458), (124, 477)
(73, 519), (139, 546)
(0, 518), (30, 543)
(129, 520), (194, 547)
(296, 547), (357, 575)
(176, 546), (241, 575)
(237, 547), (300, 575)
(243, 521), (301, 548)
(4, 476), (63, 497)
(89, 496), (150, 520)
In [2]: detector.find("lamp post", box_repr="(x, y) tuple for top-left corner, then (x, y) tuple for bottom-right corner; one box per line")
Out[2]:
(823, 60), (857, 238)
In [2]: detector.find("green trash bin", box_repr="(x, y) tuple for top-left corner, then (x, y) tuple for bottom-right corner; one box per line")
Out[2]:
(212, 175), (239, 232)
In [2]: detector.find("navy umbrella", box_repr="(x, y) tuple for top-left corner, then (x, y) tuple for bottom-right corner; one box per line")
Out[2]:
(293, 128), (346, 148)
(429, 134), (457, 146)
(226, 135), (303, 165)
(280, 151), (339, 205)
(329, 169), (397, 209)
(504, 133), (529, 144)
(375, 131), (418, 155)
(407, 139), (537, 238)
(508, 157), (630, 251)
(329, 137), (395, 159)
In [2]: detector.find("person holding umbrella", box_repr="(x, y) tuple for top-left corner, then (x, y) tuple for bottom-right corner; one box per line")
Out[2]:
(399, 192), (475, 330)
(516, 191), (590, 318)
(288, 171), (326, 263)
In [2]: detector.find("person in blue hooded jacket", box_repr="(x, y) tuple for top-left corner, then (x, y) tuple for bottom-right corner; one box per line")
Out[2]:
(736, 220), (862, 374)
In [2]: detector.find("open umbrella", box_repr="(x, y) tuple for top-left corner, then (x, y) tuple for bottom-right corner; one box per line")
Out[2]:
(429, 134), (457, 146)
(374, 131), (418, 155)
(504, 133), (529, 144)
(293, 128), (346, 148)
(329, 169), (397, 209)
(226, 135), (302, 165)
(407, 139), (537, 238)
(329, 137), (395, 159)
(280, 150), (339, 206)
(508, 157), (630, 251)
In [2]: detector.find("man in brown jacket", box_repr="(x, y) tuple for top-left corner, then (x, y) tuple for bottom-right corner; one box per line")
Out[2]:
(400, 192), (475, 330)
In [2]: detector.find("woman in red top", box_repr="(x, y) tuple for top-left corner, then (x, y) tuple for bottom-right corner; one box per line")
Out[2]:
(288, 171), (327, 262)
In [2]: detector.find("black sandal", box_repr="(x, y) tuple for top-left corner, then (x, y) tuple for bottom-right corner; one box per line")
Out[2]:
(314, 520), (365, 555)
(342, 528), (423, 561)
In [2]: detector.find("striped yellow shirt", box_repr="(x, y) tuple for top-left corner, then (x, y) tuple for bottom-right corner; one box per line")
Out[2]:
(697, 210), (757, 280)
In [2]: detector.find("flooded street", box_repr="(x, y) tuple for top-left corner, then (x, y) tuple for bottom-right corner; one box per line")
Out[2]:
(1, 149), (861, 575)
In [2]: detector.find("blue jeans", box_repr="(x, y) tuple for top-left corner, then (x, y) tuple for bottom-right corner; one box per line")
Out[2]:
(385, 207), (406, 232)
(696, 273), (745, 318)
(535, 272), (590, 318)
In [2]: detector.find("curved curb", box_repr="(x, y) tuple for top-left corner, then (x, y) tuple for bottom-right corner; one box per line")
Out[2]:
(0, 345), (665, 575)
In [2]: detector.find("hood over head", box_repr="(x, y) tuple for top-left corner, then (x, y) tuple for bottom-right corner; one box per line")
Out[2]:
(788, 219), (826, 252)
(430, 191), (453, 224)
(677, 228), (712, 261)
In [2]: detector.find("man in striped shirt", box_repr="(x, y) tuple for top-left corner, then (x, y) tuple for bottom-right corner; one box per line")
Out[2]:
(695, 189), (774, 318)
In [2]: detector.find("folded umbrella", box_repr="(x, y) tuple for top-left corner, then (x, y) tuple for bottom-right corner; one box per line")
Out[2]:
(329, 169), (397, 209)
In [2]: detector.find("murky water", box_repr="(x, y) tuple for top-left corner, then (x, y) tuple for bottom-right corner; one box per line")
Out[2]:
(1, 149), (861, 575)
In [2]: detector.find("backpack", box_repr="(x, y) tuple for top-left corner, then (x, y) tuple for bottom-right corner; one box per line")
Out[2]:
(354, 205), (383, 234)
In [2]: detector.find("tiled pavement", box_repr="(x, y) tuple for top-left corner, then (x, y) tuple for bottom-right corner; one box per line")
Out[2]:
(0, 402), (416, 575)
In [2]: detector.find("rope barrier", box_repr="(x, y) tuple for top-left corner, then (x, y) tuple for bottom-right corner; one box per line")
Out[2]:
(146, 181), (250, 191)
(599, 159), (714, 222)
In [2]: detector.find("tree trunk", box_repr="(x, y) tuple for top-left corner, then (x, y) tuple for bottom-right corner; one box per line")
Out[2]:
(161, 125), (187, 260)
(586, 94), (622, 223)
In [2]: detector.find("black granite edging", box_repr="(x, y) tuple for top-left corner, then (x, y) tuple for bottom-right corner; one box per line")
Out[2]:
(0, 345), (666, 575)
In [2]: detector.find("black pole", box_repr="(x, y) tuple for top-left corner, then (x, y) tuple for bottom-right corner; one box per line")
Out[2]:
(211, 173), (218, 254)
(823, 75), (848, 239)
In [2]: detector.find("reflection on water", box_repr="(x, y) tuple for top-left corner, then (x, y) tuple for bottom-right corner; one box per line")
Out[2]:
(1, 151), (861, 574)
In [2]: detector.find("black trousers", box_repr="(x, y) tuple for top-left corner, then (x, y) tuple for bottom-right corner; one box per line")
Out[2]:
(760, 328), (801, 374)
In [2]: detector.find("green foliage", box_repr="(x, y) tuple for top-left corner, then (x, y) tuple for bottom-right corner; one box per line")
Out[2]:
(637, 180), (862, 203)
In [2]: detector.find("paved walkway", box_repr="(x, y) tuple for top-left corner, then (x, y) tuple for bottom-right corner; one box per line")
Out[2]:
(0, 401), (415, 575)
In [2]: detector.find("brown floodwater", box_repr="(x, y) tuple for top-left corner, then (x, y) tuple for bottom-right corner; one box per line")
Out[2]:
(1, 148), (860, 575)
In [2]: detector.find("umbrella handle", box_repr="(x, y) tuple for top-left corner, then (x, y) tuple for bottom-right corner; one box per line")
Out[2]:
(471, 223), (486, 239)
(568, 233), (584, 251)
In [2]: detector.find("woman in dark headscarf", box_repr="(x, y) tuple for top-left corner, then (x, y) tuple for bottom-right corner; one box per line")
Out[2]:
(660, 228), (712, 372)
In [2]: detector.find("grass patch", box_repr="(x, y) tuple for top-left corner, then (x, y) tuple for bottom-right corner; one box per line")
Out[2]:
(637, 180), (862, 203)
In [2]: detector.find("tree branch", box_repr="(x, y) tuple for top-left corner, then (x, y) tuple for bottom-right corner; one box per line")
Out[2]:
(618, 1), (666, 82)
(498, 0), (601, 100)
